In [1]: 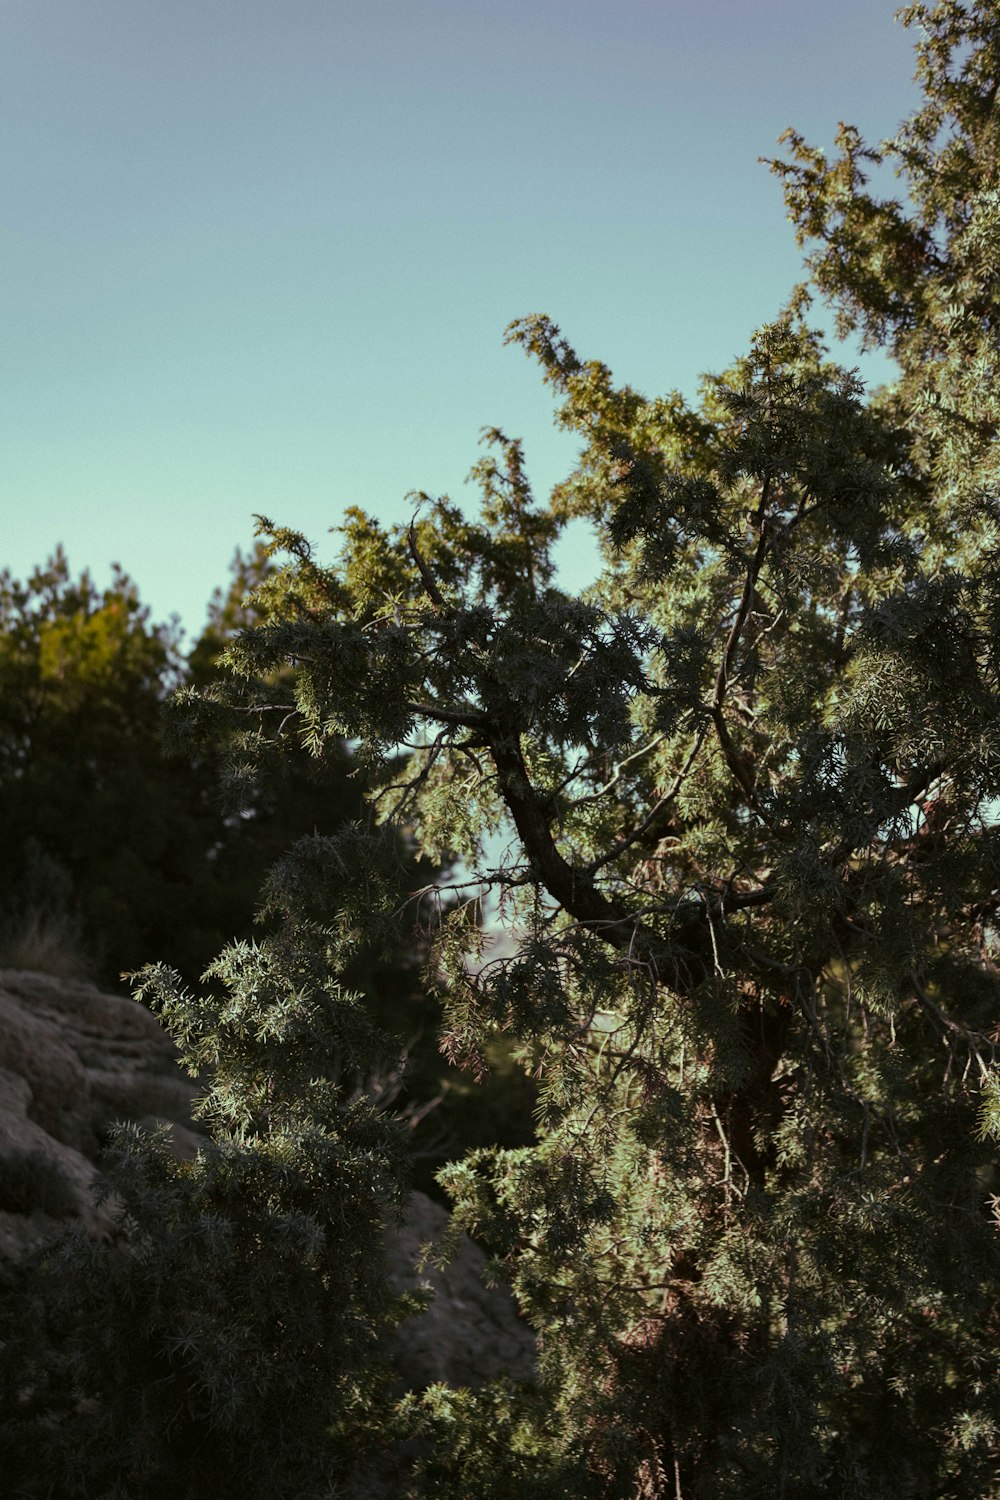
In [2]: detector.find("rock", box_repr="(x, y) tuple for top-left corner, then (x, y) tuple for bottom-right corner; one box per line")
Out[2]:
(387, 1189), (536, 1388)
(0, 967), (535, 1392)
(0, 967), (200, 1257)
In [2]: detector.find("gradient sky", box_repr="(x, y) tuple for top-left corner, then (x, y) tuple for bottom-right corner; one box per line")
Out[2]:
(3, 0), (922, 642)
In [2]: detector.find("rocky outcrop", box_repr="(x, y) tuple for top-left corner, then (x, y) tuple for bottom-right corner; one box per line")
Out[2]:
(0, 967), (535, 1387)
(0, 967), (201, 1259)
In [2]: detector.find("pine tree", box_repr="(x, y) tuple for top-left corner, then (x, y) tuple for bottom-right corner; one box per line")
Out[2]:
(5, 4), (1000, 1496)
(0, 548), (191, 980)
(232, 304), (1000, 1496)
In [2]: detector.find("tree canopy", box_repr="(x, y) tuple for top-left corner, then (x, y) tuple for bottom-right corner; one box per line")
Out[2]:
(5, 3), (1000, 1497)
(0, 548), (194, 980)
(0, 545), (420, 992)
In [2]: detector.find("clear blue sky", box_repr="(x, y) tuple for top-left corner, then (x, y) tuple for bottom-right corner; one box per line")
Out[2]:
(3, 0), (920, 641)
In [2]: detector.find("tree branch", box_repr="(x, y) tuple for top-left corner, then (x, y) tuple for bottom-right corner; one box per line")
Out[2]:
(408, 519), (449, 611)
(586, 720), (709, 875)
(404, 699), (492, 729)
(709, 483), (773, 809)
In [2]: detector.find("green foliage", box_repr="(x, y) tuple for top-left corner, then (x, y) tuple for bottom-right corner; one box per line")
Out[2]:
(0, 913), (410, 1498)
(6, 5), (1000, 1496)
(0, 544), (428, 993)
(0, 549), (186, 981)
(399, 1379), (586, 1498)
(174, 542), (535, 1183)
(0, 539), (529, 1184)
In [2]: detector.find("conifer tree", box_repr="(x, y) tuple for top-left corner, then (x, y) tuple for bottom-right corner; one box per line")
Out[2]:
(5, 4), (1000, 1497)
(225, 8), (1000, 1490)
(0, 549), (188, 979)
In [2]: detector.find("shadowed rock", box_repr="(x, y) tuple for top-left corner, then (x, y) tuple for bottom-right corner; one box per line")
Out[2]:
(0, 968), (200, 1258)
(387, 1187), (536, 1388)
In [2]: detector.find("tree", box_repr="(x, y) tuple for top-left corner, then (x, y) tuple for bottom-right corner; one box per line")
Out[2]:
(5, 3), (1000, 1495)
(179, 539), (536, 1186)
(0, 548), (194, 981)
(0, 545), (439, 1003)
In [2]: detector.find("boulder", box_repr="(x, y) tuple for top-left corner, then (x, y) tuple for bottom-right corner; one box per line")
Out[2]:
(387, 1187), (535, 1388)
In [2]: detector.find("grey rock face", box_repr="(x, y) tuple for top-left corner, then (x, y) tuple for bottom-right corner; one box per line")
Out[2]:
(0, 968), (200, 1259)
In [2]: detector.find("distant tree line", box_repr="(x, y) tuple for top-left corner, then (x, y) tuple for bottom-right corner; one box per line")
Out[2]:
(0, 543), (362, 986)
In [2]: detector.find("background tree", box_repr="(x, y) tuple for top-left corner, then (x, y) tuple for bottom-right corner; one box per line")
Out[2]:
(0, 543), (395, 985)
(0, 548), (196, 980)
(0, 546), (414, 987)
(5, 4), (1000, 1497)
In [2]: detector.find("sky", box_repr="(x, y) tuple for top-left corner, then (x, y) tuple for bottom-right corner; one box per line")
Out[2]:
(3, 0), (923, 644)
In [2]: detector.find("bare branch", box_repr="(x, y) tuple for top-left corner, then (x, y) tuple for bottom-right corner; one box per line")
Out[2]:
(404, 700), (492, 729)
(566, 732), (667, 809)
(408, 517), (448, 611)
(911, 973), (996, 1077)
(708, 481), (773, 809)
